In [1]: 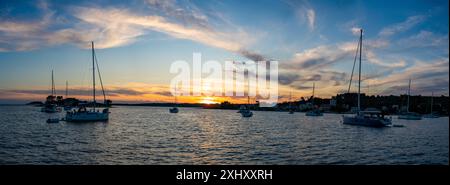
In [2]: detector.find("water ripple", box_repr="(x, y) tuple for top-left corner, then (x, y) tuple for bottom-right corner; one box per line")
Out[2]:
(0, 106), (448, 165)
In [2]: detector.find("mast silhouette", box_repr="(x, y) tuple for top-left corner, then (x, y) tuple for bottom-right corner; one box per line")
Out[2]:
(51, 70), (55, 96)
(430, 91), (434, 114)
(312, 82), (315, 105)
(407, 79), (411, 113)
(65, 81), (68, 97)
(92, 41), (96, 111)
(358, 29), (362, 112)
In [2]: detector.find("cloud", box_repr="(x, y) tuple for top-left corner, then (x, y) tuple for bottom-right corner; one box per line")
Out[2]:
(0, 82), (179, 103)
(279, 73), (300, 85)
(396, 30), (449, 49)
(64, 7), (244, 50)
(281, 41), (357, 71)
(379, 15), (427, 37)
(306, 9), (315, 30)
(145, 0), (210, 29)
(366, 58), (449, 95)
(238, 49), (267, 62)
(0, 1), (266, 61)
(289, 0), (316, 31)
(351, 27), (361, 36)
(0, 1), (54, 51)
(365, 50), (407, 68)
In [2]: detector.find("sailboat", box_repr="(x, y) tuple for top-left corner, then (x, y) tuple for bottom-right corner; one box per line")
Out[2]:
(398, 79), (422, 120)
(306, 82), (323, 116)
(424, 92), (439, 118)
(65, 42), (109, 122)
(288, 91), (294, 114)
(41, 70), (60, 113)
(169, 91), (179, 113)
(342, 29), (392, 127)
(63, 81), (72, 111)
(240, 96), (253, 117)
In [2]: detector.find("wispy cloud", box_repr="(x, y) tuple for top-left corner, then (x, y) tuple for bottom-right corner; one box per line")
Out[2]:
(306, 9), (315, 30)
(351, 27), (361, 36)
(0, 1), (267, 61)
(288, 0), (316, 31)
(0, 1), (54, 51)
(367, 58), (449, 95)
(396, 30), (449, 50)
(379, 15), (427, 37)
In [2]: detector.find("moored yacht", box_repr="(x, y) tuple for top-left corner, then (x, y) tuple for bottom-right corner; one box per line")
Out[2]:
(305, 82), (323, 116)
(423, 92), (439, 118)
(342, 29), (392, 127)
(240, 96), (253, 117)
(63, 81), (72, 111)
(288, 91), (294, 114)
(65, 42), (109, 122)
(169, 90), (179, 113)
(398, 79), (422, 120)
(41, 70), (60, 113)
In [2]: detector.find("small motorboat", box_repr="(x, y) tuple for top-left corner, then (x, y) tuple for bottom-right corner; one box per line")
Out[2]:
(169, 107), (179, 113)
(240, 109), (253, 117)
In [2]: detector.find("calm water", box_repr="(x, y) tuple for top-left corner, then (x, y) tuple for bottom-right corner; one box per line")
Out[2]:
(0, 105), (448, 165)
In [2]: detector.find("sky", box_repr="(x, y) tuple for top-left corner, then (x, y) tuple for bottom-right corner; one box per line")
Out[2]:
(0, 0), (449, 104)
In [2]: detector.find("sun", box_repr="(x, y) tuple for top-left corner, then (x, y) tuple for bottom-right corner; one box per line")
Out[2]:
(199, 96), (218, 104)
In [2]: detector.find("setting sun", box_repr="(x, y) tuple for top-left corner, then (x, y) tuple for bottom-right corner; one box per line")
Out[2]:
(199, 97), (218, 104)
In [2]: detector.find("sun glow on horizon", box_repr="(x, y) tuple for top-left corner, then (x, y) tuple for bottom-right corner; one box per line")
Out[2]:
(199, 96), (219, 104)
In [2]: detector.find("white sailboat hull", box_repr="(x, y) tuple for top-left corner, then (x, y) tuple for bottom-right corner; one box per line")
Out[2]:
(343, 114), (392, 127)
(65, 110), (109, 122)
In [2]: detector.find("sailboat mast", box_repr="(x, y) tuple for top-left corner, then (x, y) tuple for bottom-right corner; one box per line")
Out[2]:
(289, 91), (292, 106)
(430, 92), (433, 113)
(312, 83), (315, 97)
(358, 29), (362, 112)
(65, 81), (68, 97)
(51, 70), (55, 96)
(92, 41), (96, 110)
(312, 82), (315, 105)
(407, 79), (411, 113)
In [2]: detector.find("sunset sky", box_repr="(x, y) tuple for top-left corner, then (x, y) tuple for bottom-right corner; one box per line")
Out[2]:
(0, 0), (448, 104)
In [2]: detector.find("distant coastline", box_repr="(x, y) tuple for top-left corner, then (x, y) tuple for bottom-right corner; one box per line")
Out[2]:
(21, 93), (450, 116)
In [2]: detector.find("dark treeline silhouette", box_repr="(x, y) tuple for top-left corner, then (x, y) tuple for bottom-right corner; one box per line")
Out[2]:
(331, 93), (449, 115)
(28, 96), (112, 108)
(27, 93), (449, 115)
